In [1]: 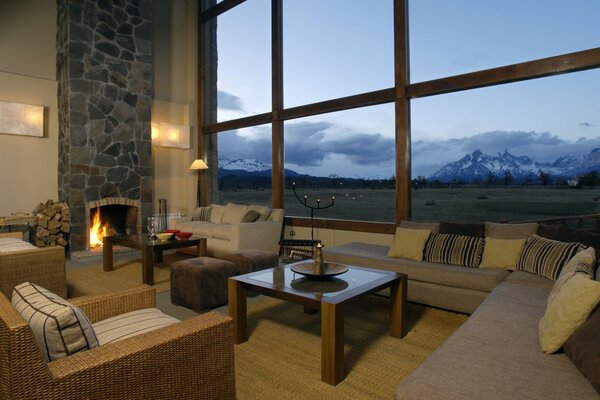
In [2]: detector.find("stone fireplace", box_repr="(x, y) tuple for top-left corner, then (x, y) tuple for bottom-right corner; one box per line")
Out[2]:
(87, 197), (140, 251)
(56, 0), (153, 252)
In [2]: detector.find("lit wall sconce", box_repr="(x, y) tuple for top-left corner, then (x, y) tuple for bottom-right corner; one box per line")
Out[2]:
(0, 101), (45, 138)
(151, 122), (191, 149)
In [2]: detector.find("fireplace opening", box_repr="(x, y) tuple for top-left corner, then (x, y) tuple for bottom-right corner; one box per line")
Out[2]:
(89, 204), (138, 248)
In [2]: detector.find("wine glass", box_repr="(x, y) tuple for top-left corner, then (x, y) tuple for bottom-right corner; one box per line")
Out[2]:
(147, 216), (157, 239)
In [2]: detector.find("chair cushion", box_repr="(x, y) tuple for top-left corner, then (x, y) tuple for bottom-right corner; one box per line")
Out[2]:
(0, 237), (37, 253)
(479, 237), (526, 270)
(387, 227), (431, 261)
(517, 235), (585, 280)
(484, 222), (538, 239)
(12, 282), (98, 362)
(94, 308), (179, 345)
(538, 273), (600, 353)
(564, 306), (600, 395)
(423, 233), (484, 268)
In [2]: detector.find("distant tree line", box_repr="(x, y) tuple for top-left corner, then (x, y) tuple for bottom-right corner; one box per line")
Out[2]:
(218, 174), (396, 191)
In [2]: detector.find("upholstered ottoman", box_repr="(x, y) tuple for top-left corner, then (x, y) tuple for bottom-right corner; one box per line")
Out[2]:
(170, 257), (236, 312)
(217, 249), (280, 275)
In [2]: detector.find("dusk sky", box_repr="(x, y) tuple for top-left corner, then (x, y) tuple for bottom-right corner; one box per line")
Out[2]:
(214, 0), (600, 178)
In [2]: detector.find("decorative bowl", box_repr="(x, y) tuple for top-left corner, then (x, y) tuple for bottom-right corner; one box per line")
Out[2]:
(165, 229), (180, 234)
(175, 231), (193, 240)
(155, 232), (173, 241)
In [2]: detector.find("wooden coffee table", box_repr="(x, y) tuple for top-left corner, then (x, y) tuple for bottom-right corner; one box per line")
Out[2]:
(228, 263), (407, 385)
(103, 234), (206, 285)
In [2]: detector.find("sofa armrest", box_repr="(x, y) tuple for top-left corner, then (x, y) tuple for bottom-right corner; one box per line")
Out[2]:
(70, 285), (156, 323)
(0, 246), (66, 298)
(47, 312), (235, 399)
(230, 221), (283, 253)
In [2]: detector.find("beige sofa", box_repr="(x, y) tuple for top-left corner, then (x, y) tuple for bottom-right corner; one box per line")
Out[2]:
(173, 203), (284, 256)
(323, 222), (600, 399)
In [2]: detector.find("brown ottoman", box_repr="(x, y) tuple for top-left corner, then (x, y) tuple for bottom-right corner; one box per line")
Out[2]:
(217, 249), (280, 275)
(170, 257), (236, 312)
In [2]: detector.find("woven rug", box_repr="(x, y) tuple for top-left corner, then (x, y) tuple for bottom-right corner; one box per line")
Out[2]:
(231, 296), (467, 400)
(65, 252), (190, 297)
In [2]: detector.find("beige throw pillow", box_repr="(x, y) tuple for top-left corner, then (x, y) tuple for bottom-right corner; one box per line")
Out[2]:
(387, 227), (431, 261)
(221, 203), (249, 224)
(547, 247), (596, 308)
(479, 237), (526, 270)
(538, 273), (600, 353)
(209, 204), (226, 224)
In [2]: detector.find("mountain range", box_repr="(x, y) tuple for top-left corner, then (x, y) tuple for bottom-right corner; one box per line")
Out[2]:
(429, 148), (600, 183)
(218, 158), (301, 178)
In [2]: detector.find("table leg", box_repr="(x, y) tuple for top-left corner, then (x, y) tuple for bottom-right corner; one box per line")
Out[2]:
(389, 275), (407, 338)
(228, 279), (247, 344)
(142, 246), (155, 285)
(103, 237), (113, 271)
(156, 249), (164, 263)
(321, 301), (345, 385)
(197, 239), (207, 256)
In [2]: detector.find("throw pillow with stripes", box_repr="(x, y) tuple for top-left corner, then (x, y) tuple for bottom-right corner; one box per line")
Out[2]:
(192, 205), (212, 221)
(516, 234), (586, 280)
(12, 282), (98, 362)
(423, 233), (485, 268)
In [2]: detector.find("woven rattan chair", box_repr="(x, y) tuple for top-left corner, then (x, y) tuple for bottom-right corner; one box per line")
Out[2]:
(0, 285), (236, 399)
(0, 240), (67, 298)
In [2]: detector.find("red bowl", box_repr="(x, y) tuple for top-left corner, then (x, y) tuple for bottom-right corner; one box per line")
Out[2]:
(165, 229), (180, 233)
(175, 231), (193, 240)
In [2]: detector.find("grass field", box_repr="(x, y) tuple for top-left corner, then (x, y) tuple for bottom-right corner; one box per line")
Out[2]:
(218, 186), (600, 225)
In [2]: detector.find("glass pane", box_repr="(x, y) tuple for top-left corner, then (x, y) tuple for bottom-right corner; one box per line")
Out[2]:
(217, 0), (271, 122)
(217, 124), (272, 207)
(411, 69), (600, 223)
(284, 104), (395, 222)
(409, 1), (600, 83)
(284, 0), (394, 107)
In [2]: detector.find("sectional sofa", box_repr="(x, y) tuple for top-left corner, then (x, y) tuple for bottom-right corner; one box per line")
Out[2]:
(323, 221), (600, 399)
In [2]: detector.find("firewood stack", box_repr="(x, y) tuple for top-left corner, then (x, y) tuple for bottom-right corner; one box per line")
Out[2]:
(31, 200), (70, 248)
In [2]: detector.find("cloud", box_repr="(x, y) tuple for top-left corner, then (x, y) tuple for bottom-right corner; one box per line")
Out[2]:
(580, 122), (594, 128)
(217, 91), (244, 111)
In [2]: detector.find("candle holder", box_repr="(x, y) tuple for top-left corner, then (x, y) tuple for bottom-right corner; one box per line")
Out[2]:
(291, 182), (335, 241)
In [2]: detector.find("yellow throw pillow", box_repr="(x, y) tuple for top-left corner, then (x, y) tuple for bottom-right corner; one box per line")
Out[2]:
(479, 237), (526, 270)
(387, 227), (431, 261)
(538, 273), (600, 353)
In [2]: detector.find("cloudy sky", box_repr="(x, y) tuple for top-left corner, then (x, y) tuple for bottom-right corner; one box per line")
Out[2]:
(215, 0), (600, 178)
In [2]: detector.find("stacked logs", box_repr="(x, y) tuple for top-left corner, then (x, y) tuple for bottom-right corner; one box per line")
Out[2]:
(31, 200), (70, 248)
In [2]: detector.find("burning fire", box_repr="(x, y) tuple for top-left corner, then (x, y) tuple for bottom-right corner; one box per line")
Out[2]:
(90, 209), (109, 248)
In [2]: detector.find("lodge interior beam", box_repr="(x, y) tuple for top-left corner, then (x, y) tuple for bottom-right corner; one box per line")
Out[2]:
(407, 47), (600, 99)
(271, 0), (284, 209)
(202, 112), (273, 134)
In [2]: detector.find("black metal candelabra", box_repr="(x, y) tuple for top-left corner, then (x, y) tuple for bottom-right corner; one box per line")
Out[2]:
(291, 182), (335, 240)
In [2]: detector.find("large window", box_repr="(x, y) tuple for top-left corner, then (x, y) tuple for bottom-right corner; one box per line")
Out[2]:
(411, 69), (600, 223)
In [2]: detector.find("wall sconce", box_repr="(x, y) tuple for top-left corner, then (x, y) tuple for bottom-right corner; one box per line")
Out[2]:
(0, 101), (45, 138)
(151, 122), (190, 149)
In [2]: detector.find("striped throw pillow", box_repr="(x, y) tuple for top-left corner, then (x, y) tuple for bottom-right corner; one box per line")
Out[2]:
(423, 233), (485, 268)
(192, 205), (212, 221)
(516, 235), (586, 280)
(12, 282), (98, 362)
(94, 308), (179, 345)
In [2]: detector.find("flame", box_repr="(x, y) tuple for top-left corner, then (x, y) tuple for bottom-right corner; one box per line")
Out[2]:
(90, 209), (109, 248)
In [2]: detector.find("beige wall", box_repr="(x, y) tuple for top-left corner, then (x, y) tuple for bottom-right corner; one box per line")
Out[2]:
(0, 0), (58, 215)
(152, 0), (199, 218)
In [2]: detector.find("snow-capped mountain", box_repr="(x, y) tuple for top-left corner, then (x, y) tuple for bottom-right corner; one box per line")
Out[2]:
(428, 149), (600, 183)
(218, 158), (301, 177)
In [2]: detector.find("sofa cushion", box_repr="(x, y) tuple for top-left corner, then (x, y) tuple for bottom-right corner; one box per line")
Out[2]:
(210, 204), (226, 224)
(484, 222), (538, 239)
(439, 221), (485, 237)
(539, 273), (600, 354)
(12, 282), (99, 362)
(191, 205), (212, 221)
(247, 205), (271, 221)
(399, 220), (440, 233)
(547, 247), (596, 308)
(394, 282), (599, 400)
(222, 203), (249, 224)
(175, 221), (232, 240)
(503, 271), (554, 289)
(267, 208), (284, 222)
(517, 234), (585, 280)
(537, 223), (560, 239)
(323, 242), (507, 293)
(94, 308), (179, 345)
(423, 233), (484, 268)
(564, 306), (600, 395)
(387, 227), (431, 261)
(242, 210), (261, 223)
(479, 237), (526, 270)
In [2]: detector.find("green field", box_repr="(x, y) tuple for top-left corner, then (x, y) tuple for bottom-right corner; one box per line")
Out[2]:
(218, 186), (600, 225)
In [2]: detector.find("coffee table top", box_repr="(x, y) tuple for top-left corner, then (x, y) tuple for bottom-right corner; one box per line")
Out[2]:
(104, 234), (201, 249)
(232, 263), (404, 305)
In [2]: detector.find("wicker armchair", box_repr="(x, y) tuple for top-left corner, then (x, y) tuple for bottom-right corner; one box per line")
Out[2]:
(0, 285), (236, 400)
(0, 233), (66, 298)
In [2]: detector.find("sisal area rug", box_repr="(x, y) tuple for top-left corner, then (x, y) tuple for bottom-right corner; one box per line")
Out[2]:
(230, 296), (467, 400)
(65, 252), (190, 297)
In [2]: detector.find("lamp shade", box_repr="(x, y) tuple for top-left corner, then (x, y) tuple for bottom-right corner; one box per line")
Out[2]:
(189, 159), (209, 170)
